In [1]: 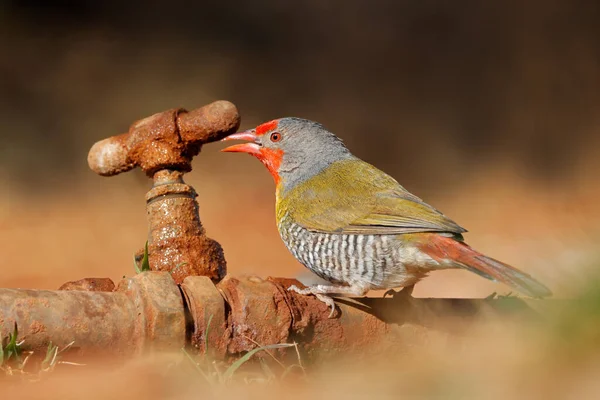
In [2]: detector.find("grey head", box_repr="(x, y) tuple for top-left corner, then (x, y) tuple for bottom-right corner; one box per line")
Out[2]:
(251, 117), (354, 190)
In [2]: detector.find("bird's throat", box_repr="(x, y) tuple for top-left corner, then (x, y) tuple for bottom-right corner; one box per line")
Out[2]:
(255, 147), (284, 185)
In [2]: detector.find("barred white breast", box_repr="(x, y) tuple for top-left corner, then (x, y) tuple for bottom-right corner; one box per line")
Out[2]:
(277, 214), (436, 290)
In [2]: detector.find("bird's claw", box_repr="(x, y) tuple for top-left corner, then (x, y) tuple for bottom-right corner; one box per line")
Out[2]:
(288, 285), (337, 318)
(315, 294), (336, 318)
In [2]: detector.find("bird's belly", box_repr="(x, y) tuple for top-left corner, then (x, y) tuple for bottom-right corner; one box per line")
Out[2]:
(278, 219), (435, 290)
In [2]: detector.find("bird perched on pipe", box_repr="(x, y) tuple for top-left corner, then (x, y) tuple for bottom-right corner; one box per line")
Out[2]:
(222, 118), (552, 316)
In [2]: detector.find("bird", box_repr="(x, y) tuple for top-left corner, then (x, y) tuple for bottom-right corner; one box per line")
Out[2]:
(222, 118), (552, 316)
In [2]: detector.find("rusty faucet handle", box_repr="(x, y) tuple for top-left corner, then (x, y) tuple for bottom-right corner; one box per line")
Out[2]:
(88, 100), (241, 177)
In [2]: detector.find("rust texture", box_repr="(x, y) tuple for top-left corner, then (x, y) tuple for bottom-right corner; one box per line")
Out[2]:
(144, 170), (226, 283)
(0, 272), (548, 361)
(0, 272), (185, 356)
(180, 276), (227, 358)
(87, 101), (239, 283)
(0, 288), (135, 355)
(58, 277), (116, 292)
(267, 277), (390, 359)
(87, 100), (240, 177)
(217, 276), (294, 355)
(116, 272), (186, 352)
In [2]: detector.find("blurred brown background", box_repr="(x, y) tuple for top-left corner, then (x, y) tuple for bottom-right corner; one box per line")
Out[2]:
(1, 0), (599, 295)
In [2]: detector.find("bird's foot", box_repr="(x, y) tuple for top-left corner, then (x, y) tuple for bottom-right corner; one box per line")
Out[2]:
(315, 294), (336, 318)
(288, 285), (337, 318)
(287, 284), (311, 296)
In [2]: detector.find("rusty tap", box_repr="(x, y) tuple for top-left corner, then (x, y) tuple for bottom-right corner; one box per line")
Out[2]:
(87, 101), (241, 283)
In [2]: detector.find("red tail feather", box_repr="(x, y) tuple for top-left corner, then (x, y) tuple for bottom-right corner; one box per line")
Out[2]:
(418, 234), (552, 298)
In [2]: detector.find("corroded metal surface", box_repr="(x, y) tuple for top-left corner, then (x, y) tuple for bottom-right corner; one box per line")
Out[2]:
(177, 101), (242, 153)
(144, 170), (226, 283)
(268, 277), (390, 359)
(185, 275), (391, 360)
(180, 276), (227, 357)
(0, 272), (185, 356)
(218, 276), (294, 354)
(0, 272), (550, 361)
(87, 101), (240, 177)
(116, 272), (186, 353)
(58, 277), (116, 292)
(87, 101), (238, 282)
(0, 287), (136, 355)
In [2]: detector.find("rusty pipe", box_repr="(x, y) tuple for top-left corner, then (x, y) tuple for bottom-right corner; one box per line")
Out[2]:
(0, 274), (391, 359)
(183, 276), (550, 360)
(0, 272), (185, 356)
(1, 272), (551, 361)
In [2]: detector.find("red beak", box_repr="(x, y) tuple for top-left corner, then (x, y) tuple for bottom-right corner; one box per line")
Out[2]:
(221, 130), (260, 154)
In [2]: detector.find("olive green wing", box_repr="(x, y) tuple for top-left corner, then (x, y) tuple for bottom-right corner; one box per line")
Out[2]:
(338, 192), (466, 234)
(280, 158), (466, 235)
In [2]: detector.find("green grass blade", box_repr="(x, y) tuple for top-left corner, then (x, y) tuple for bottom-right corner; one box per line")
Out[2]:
(134, 241), (151, 274)
(5, 323), (21, 363)
(42, 342), (58, 369)
(140, 241), (151, 272)
(0, 332), (4, 367)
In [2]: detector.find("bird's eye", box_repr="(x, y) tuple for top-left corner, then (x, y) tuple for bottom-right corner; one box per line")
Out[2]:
(270, 132), (282, 142)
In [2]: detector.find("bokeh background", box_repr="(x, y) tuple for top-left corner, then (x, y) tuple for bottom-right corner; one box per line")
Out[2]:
(1, 0), (599, 297)
(2, 1), (600, 398)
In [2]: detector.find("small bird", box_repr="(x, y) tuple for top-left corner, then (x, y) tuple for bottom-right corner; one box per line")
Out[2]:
(222, 118), (551, 315)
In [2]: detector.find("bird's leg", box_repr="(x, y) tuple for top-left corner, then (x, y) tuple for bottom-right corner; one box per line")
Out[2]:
(287, 284), (369, 318)
(383, 284), (415, 299)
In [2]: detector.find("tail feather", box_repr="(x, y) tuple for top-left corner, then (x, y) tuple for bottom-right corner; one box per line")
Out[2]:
(418, 234), (552, 298)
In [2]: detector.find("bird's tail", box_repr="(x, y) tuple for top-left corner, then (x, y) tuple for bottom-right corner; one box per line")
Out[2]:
(417, 234), (552, 298)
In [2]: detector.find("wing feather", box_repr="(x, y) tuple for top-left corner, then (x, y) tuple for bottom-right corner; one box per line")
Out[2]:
(277, 158), (467, 236)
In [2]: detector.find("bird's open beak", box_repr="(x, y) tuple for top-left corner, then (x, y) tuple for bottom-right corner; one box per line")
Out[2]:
(221, 130), (260, 154)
